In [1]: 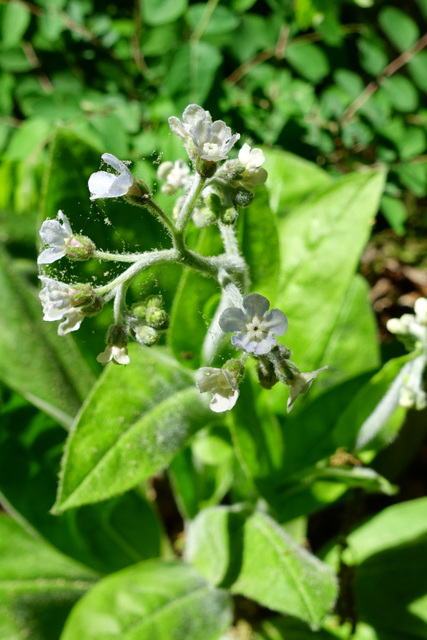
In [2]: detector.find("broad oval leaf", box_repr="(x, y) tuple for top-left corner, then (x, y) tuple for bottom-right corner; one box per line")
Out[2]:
(0, 514), (97, 640)
(186, 506), (338, 628)
(61, 559), (233, 640)
(54, 346), (212, 512)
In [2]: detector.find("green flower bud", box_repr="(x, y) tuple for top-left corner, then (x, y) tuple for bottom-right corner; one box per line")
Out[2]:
(69, 284), (103, 316)
(233, 188), (253, 208)
(135, 325), (159, 346)
(220, 207), (238, 225)
(64, 234), (96, 261)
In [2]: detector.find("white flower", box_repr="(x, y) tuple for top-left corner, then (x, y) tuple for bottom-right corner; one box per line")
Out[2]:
(219, 293), (288, 356)
(38, 211), (73, 264)
(287, 366), (328, 413)
(169, 104), (240, 163)
(157, 159), (191, 195)
(195, 367), (239, 413)
(88, 153), (135, 200)
(39, 277), (85, 336)
(238, 143), (268, 188)
(97, 344), (130, 366)
(414, 297), (427, 325)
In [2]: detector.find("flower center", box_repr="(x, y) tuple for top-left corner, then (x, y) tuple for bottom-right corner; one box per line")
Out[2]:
(245, 316), (268, 341)
(203, 142), (220, 156)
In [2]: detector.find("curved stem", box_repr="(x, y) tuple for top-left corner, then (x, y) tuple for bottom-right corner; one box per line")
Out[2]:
(175, 173), (206, 235)
(113, 282), (128, 324)
(95, 249), (179, 296)
(219, 222), (240, 257)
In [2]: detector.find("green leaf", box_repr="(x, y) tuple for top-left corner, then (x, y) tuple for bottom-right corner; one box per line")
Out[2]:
(0, 396), (162, 574)
(142, 0), (187, 25)
(240, 186), (280, 303)
(1, 2), (31, 48)
(274, 171), (385, 376)
(317, 274), (380, 392)
(169, 228), (222, 369)
(286, 43), (330, 83)
(379, 7), (419, 52)
(187, 4), (239, 35)
(256, 616), (347, 639)
(357, 38), (388, 76)
(395, 162), (427, 197)
(381, 75), (419, 112)
(5, 117), (51, 161)
(166, 42), (222, 107)
(408, 51), (427, 92)
(54, 346), (212, 512)
(61, 559), (232, 640)
(325, 498), (427, 639)
(264, 148), (331, 215)
(0, 245), (95, 426)
(381, 195), (407, 235)
(333, 351), (420, 452)
(187, 506), (338, 627)
(0, 514), (97, 640)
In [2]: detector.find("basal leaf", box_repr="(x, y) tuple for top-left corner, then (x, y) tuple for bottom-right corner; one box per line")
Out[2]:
(61, 559), (232, 640)
(186, 506), (338, 628)
(54, 346), (212, 512)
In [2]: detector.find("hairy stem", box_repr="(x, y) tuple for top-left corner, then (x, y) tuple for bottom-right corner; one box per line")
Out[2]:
(176, 173), (206, 235)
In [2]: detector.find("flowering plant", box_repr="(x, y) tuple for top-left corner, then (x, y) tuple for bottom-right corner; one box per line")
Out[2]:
(1, 103), (426, 640)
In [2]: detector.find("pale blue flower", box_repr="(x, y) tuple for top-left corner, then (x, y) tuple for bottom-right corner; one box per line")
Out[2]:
(219, 293), (288, 356)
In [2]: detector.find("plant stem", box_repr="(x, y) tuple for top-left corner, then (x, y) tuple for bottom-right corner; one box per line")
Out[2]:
(175, 173), (206, 235)
(93, 250), (143, 263)
(113, 282), (128, 324)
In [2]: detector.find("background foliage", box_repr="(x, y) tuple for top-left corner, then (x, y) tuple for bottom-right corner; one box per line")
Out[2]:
(0, 0), (426, 639)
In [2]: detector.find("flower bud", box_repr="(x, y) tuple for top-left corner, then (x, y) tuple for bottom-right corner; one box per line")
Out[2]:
(233, 188), (253, 208)
(135, 325), (159, 346)
(64, 234), (96, 261)
(220, 207), (238, 225)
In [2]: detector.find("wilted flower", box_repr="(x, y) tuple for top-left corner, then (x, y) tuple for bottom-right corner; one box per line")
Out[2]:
(97, 324), (130, 366)
(88, 153), (135, 200)
(157, 159), (191, 195)
(169, 104), (240, 163)
(195, 367), (239, 412)
(39, 277), (86, 336)
(286, 366), (328, 413)
(219, 293), (288, 356)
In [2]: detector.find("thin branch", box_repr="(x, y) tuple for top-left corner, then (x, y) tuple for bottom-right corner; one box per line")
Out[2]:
(341, 33), (427, 125)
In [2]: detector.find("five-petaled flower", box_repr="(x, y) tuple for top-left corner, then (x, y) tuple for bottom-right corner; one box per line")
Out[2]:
(169, 104), (240, 163)
(39, 277), (86, 336)
(195, 367), (239, 413)
(88, 153), (135, 200)
(286, 366), (328, 413)
(219, 293), (288, 356)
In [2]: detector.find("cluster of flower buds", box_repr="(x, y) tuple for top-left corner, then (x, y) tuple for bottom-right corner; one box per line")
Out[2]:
(387, 297), (427, 410)
(129, 295), (170, 347)
(195, 293), (327, 413)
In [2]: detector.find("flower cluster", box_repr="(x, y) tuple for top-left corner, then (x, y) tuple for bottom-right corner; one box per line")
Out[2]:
(387, 297), (427, 410)
(37, 103), (324, 412)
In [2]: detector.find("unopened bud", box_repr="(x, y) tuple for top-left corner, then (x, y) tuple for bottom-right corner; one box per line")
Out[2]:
(233, 188), (253, 208)
(220, 207), (238, 225)
(135, 325), (159, 346)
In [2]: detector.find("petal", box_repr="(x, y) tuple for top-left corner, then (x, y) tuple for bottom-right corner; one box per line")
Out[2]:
(110, 171), (134, 196)
(88, 172), (118, 199)
(263, 308), (288, 336)
(101, 153), (128, 173)
(58, 311), (84, 336)
(112, 346), (130, 365)
(219, 307), (247, 333)
(39, 219), (69, 245)
(168, 116), (188, 139)
(210, 389), (239, 413)
(38, 247), (66, 264)
(183, 104), (210, 126)
(57, 210), (73, 236)
(232, 333), (277, 355)
(97, 346), (113, 365)
(238, 143), (251, 165)
(195, 367), (220, 393)
(242, 293), (270, 319)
